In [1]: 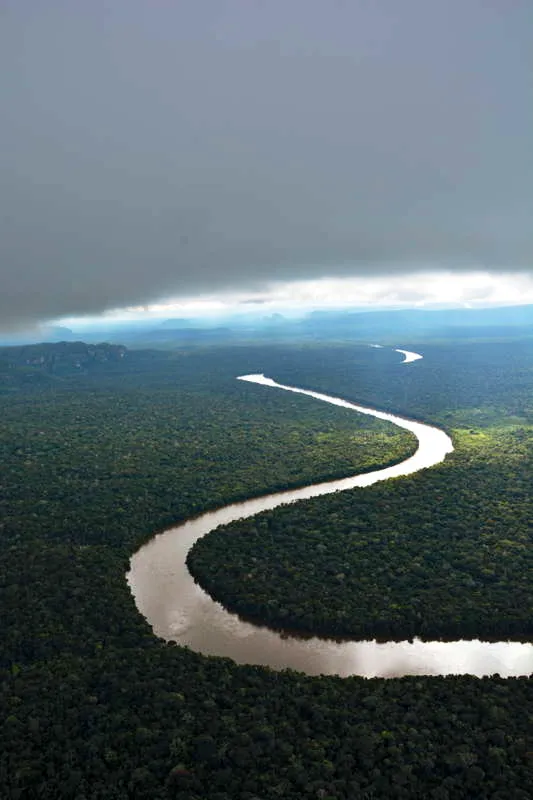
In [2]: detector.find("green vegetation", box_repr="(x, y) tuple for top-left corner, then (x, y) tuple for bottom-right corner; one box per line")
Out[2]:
(0, 346), (414, 551)
(189, 341), (533, 642)
(189, 426), (532, 641)
(1, 340), (532, 799)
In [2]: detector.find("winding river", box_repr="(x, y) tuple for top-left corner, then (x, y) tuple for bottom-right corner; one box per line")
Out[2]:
(127, 350), (533, 678)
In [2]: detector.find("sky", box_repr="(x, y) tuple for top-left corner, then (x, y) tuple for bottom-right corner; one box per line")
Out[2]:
(1, 0), (532, 331)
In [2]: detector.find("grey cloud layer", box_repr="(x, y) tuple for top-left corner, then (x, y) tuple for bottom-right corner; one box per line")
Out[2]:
(1, 0), (531, 327)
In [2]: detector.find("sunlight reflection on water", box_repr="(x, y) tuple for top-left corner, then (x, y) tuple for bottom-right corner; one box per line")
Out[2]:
(128, 364), (533, 678)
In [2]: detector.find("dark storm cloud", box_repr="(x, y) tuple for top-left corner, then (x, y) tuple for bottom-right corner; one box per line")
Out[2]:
(1, 0), (531, 327)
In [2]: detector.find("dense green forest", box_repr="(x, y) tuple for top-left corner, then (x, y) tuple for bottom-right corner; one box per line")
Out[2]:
(0, 346), (414, 550)
(190, 340), (532, 640)
(189, 427), (532, 641)
(1, 340), (532, 799)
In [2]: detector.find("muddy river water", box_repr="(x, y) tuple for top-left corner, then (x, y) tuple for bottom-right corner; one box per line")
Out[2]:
(127, 354), (533, 678)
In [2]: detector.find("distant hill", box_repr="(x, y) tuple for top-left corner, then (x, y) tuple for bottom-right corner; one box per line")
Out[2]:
(158, 318), (196, 329)
(129, 303), (533, 346)
(0, 325), (75, 346)
(301, 305), (533, 339)
(5, 303), (532, 350)
(0, 341), (127, 387)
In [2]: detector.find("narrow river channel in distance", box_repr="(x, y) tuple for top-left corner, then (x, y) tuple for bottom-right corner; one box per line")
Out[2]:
(127, 352), (533, 678)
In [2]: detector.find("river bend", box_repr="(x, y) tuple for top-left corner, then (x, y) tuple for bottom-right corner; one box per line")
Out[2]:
(128, 359), (533, 678)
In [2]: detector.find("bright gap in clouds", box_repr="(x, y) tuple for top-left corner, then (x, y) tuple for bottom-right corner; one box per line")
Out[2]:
(59, 271), (533, 327)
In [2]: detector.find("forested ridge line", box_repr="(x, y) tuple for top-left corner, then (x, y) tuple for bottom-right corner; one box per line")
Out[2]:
(1, 341), (532, 799)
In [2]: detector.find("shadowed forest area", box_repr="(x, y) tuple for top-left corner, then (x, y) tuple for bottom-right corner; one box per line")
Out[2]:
(1, 340), (532, 799)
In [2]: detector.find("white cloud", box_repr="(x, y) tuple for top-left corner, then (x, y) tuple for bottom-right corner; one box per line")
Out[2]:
(58, 271), (533, 326)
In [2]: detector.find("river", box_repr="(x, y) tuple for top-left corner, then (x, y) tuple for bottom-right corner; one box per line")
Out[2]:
(127, 354), (533, 678)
